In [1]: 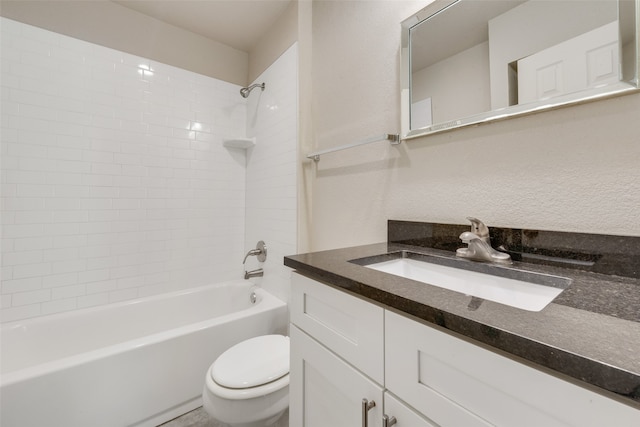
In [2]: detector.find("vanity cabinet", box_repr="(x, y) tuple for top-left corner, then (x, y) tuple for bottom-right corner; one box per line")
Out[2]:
(384, 391), (438, 427)
(290, 272), (384, 426)
(290, 273), (437, 427)
(290, 272), (640, 427)
(386, 310), (639, 427)
(290, 325), (384, 426)
(290, 272), (384, 383)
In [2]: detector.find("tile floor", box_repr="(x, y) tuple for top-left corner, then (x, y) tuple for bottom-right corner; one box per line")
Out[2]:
(160, 407), (218, 427)
(159, 407), (289, 427)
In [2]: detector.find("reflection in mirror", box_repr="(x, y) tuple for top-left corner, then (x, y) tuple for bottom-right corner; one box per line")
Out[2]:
(401, 0), (639, 139)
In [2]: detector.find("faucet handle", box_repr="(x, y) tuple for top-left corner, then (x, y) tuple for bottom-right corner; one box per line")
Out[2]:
(242, 249), (260, 264)
(242, 240), (267, 264)
(466, 217), (490, 242)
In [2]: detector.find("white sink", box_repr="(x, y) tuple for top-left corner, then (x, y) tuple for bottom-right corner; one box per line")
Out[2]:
(362, 255), (570, 312)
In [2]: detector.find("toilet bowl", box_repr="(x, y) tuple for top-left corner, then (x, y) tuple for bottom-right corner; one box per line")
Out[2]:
(202, 334), (290, 427)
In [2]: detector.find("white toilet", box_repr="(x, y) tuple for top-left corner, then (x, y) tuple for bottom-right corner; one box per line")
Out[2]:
(202, 334), (290, 427)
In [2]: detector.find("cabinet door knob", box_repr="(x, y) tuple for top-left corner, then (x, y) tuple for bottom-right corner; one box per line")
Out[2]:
(362, 398), (376, 427)
(383, 414), (398, 427)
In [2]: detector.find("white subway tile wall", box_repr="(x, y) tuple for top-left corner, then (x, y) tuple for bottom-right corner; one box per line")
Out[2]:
(245, 44), (298, 304)
(1, 18), (250, 322)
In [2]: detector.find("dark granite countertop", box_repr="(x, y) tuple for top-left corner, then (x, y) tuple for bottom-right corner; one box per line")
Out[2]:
(285, 237), (640, 409)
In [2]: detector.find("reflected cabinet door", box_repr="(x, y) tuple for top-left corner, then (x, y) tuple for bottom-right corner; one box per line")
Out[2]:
(290, 325), (384, 427)
(518, 21), (619, 104)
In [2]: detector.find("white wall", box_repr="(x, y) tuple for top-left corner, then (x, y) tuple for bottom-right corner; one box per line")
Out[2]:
(245, 44), (298, 304)
(0, 0), (248, 86)
(249, 0), (298, 84)
(306, 0), (640, 252)
(412, 41), (490, 124)
(0, 18), (249, 322)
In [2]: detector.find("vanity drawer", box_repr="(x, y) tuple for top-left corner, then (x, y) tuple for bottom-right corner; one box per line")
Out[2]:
(291, 272), (384, 384)
(385, 310), (640, 427)
(384, 391), (439, 427)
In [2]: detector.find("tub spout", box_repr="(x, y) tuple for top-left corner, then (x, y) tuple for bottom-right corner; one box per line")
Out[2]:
(244, 268), (264, 279)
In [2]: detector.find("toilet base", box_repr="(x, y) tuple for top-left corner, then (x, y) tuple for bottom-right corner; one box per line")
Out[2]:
(203, 411), (286, 427)
(208, 410), (286, 427)
(202, 383), (288, 427)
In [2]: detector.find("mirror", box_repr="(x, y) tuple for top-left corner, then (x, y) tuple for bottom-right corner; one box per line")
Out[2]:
(401, 0), (639, 139)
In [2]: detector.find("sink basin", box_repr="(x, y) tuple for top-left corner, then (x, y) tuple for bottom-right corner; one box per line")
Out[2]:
(353, 252), (571, 312)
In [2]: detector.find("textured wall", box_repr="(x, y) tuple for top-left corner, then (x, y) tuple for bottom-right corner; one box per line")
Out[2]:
(307, 0), (640, 252)
(0, 18), (248, 322)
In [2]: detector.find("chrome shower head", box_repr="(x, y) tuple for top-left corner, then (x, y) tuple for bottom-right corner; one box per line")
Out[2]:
(240, 82), (265, 98)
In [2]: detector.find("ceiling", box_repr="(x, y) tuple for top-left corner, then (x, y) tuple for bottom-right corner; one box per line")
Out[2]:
(113, 0), (292, 52)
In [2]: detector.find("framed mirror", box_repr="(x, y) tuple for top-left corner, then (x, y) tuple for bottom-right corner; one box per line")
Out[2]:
(401, 0), (640, 139)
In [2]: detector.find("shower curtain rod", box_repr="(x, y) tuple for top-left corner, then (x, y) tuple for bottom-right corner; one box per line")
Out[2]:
(306, 133), (401, 162)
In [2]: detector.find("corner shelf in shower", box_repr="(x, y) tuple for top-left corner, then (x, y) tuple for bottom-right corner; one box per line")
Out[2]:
(223, 137), (256, 149)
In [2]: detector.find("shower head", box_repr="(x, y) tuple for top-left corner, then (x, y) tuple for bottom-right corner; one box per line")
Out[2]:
(240, 82), (265, 98)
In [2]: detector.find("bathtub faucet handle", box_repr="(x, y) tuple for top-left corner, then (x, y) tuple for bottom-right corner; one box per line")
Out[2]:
(242, 249), (261, 264)
(242, 241), (267, 264)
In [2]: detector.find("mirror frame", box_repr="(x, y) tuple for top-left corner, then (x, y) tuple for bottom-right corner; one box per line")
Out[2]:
(401, 0), (640, 140)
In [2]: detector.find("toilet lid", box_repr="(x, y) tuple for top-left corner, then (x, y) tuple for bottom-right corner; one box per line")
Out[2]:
(211, 335), (290, 389)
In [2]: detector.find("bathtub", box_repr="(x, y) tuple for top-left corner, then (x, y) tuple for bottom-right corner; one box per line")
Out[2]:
(0, 281), (288, 427)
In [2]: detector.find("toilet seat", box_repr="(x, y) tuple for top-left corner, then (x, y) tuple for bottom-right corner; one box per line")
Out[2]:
(206, 369), (289, 400)
(212, 335), (289, 389)
(206, 334), (290, 400)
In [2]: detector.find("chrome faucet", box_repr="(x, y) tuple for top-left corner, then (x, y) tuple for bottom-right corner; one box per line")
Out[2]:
(456, 217), (511, 265)
(243, 241), (267, 264)
(243, 241), (267, 280)
(244, 268), (264, 279)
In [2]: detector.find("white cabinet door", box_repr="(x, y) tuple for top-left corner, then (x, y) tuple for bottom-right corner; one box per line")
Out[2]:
(290, 325), (384, 427)
(385, 310), (493, 427)
(385, 310), (640, 427)
(291, 272), (384, 384)
(384, 392), (439, 427)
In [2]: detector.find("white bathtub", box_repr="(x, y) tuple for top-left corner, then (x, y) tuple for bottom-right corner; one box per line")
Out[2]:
(0, 281), (288, 427)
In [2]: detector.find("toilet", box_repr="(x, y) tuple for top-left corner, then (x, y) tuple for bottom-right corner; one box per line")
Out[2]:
(202, 334), (290, 427)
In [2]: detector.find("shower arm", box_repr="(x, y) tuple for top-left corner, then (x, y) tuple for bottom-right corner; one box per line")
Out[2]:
(240, 82), (266, 98)
(247, 83), (264, 91)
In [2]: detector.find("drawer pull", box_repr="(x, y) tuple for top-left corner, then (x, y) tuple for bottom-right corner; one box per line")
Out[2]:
(383, 414), (398, 426)
(362, 398), (376, 427)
